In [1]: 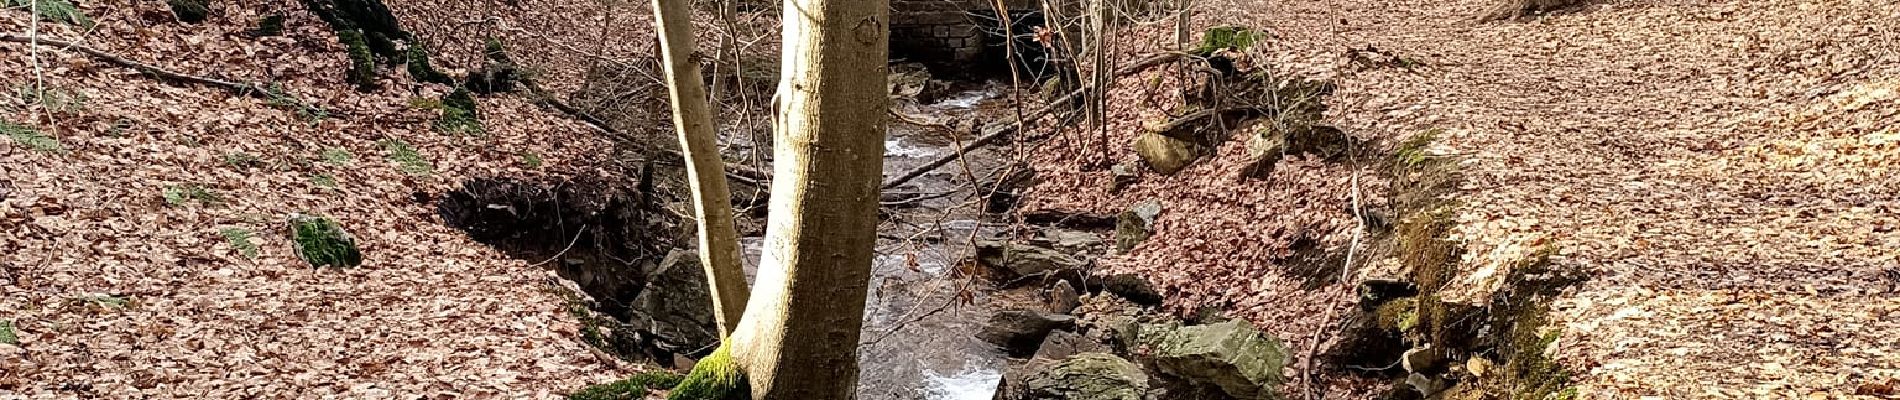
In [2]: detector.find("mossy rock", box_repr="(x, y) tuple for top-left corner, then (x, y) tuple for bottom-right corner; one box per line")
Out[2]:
(1114, 199), (1161, 253)
(337, 30), (378, 90)
(569, 372), (683, 400)
(1137, 320), (1287, 400)
(405, 42), (454, 85)
(1012, 353), (1151, 400)
(668, 345), (748, 400)
(1133, 132), (1198, 175)
(289, 214), (362, 268)
(167, 0), (211, 23)
(434, 88), (483, 135)
(1193, 26), (1260, 56)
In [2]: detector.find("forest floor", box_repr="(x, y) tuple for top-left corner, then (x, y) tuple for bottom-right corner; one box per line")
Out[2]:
(0, 1), (643, 397)
(1025, 0), (1900, 398)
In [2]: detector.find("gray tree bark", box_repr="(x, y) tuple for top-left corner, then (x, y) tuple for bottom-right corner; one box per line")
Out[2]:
(652, 0), (750, 336)
(726, 0), (890, 397)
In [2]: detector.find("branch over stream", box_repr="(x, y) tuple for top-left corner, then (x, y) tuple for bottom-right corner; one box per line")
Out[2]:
(881, 52), (1184, 189)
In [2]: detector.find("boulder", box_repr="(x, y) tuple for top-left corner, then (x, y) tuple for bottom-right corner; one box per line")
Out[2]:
(1137, 320), (1288, 400)
(975, 240), (1088, 285)
(1093, 273), (1163, 306)
(1034, 330), (1109, 361)
(625, 250), (718, 354)
(1047, 280), (1082, 315)
(995, 353), (1151, 400)
(1133, 132), (1199, 175)
(1114, 199), (1162, 253)
(980, 310), (1077, 357)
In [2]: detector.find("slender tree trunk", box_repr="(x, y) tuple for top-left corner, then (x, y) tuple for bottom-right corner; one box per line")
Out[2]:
(652, 0), (750, 336)
(725, 0), (889, 397)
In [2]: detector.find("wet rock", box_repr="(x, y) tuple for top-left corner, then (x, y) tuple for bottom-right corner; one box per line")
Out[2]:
(1405, 373), (1448, 397)
(975, 240), (1088, 285)
(995, 353), (1150, 400)
(1400, 345), (1443, 373)
(1047, 280), (1082, 314)
(1137, 320), (1287, 400)
(1114, 199), (1162, 253)
(980, 310), (1078, 357)
(1133, 131), (1199, 175)
(889, 63), (952, 104)
(1034, 330), (1108, 361)
(625, 250), (718, 354)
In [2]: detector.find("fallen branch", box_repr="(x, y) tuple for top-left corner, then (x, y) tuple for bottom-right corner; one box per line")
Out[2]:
(524, 82), (768, 186)
(0, 34), (320, 110)
(881, 52), (1185, 189)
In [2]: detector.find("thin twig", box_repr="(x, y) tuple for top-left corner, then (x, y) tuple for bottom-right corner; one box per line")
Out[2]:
(528, 224), (589, 267)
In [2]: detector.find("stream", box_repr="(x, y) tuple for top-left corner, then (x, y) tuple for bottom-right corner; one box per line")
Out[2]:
(736, 85), (1025, 399)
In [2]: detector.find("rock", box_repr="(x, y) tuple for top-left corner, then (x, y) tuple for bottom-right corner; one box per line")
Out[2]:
(1034, 330), (1108, 361)
(1464, 357), (1493, 378)
(168, 0), (211, 23)
(995, 353), (1151, 400)
(1114, 199), (1162, 253)
(625, 250), (719, 354)
(1138, 320), (1287, 400)
(1400, 345), (1443, 373)
(1109, 159), (1141, 192)
(1133, 132), (1199, 175)
(980, 310), (1078, 357)
(889, 62), (952, 104)
(1047, 280), (1082, 315)
(975, 240), (1088, 285)
(1238, 125), (1286, 179)
(1093, 273), (1163, 306)
(1405, 373), (1448, 397)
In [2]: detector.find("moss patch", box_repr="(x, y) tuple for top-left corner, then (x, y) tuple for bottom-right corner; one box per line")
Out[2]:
(667, 345), (748, 400)
(434, 88), (483, 135)
(289, 214), (362, 268)
(337, 29), (378, 90)
(1193, 26), (1260, 56)
(167, 0), (210, 23)
(5, 0), (92, 27)
(569, 371), (684, 400)
(0, 320), (16, 345)
(405, 42), (454, 85)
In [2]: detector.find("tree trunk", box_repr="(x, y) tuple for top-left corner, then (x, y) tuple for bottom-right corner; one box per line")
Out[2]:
(652, 0), (750, 336)
(727, 0), (890, 397)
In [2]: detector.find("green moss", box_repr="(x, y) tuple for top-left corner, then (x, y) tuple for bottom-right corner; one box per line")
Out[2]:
(310, 173), (339, 189)
(337, 30), (378, 90)
(320, 147), (354, 164)
(434, 88), (483, 135)
(166, 0), (210, 23)
(0, 320), (16, 345)
(1193, 26), (1259, 56)
(289, 214), (362, 268)
(1394, 129), (1443, 167)
(668, 345), (749, 400)
(2, 120), (64, 154)
(255, 14), (285, 36)
(569, 371), (685, 400)
(380, 138), (432, 175)
(521, 151), (543, 168)
(405, 42), (454, 85)
(162, 184), (221, 207)
(220, 228), (259, 258)
(5, 0), (92, 27)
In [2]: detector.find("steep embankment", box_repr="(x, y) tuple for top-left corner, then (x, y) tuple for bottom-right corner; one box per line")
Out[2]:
(1026, 0), (1899, 398)
(0, 1), (644, 397)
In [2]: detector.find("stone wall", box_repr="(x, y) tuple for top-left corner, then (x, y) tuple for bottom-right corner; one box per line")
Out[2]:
(890, 0), (1037, 70)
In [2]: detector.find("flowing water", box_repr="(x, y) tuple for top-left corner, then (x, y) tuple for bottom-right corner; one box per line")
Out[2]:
(738, 85), (1026, 399)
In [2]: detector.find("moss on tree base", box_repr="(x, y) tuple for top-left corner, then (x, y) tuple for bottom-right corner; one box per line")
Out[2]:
(667, 345), (748, 400)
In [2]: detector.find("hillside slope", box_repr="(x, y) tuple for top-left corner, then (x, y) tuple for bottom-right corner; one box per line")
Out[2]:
(1025, 0), (1899, 398)
(1, 1), (633, 397)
